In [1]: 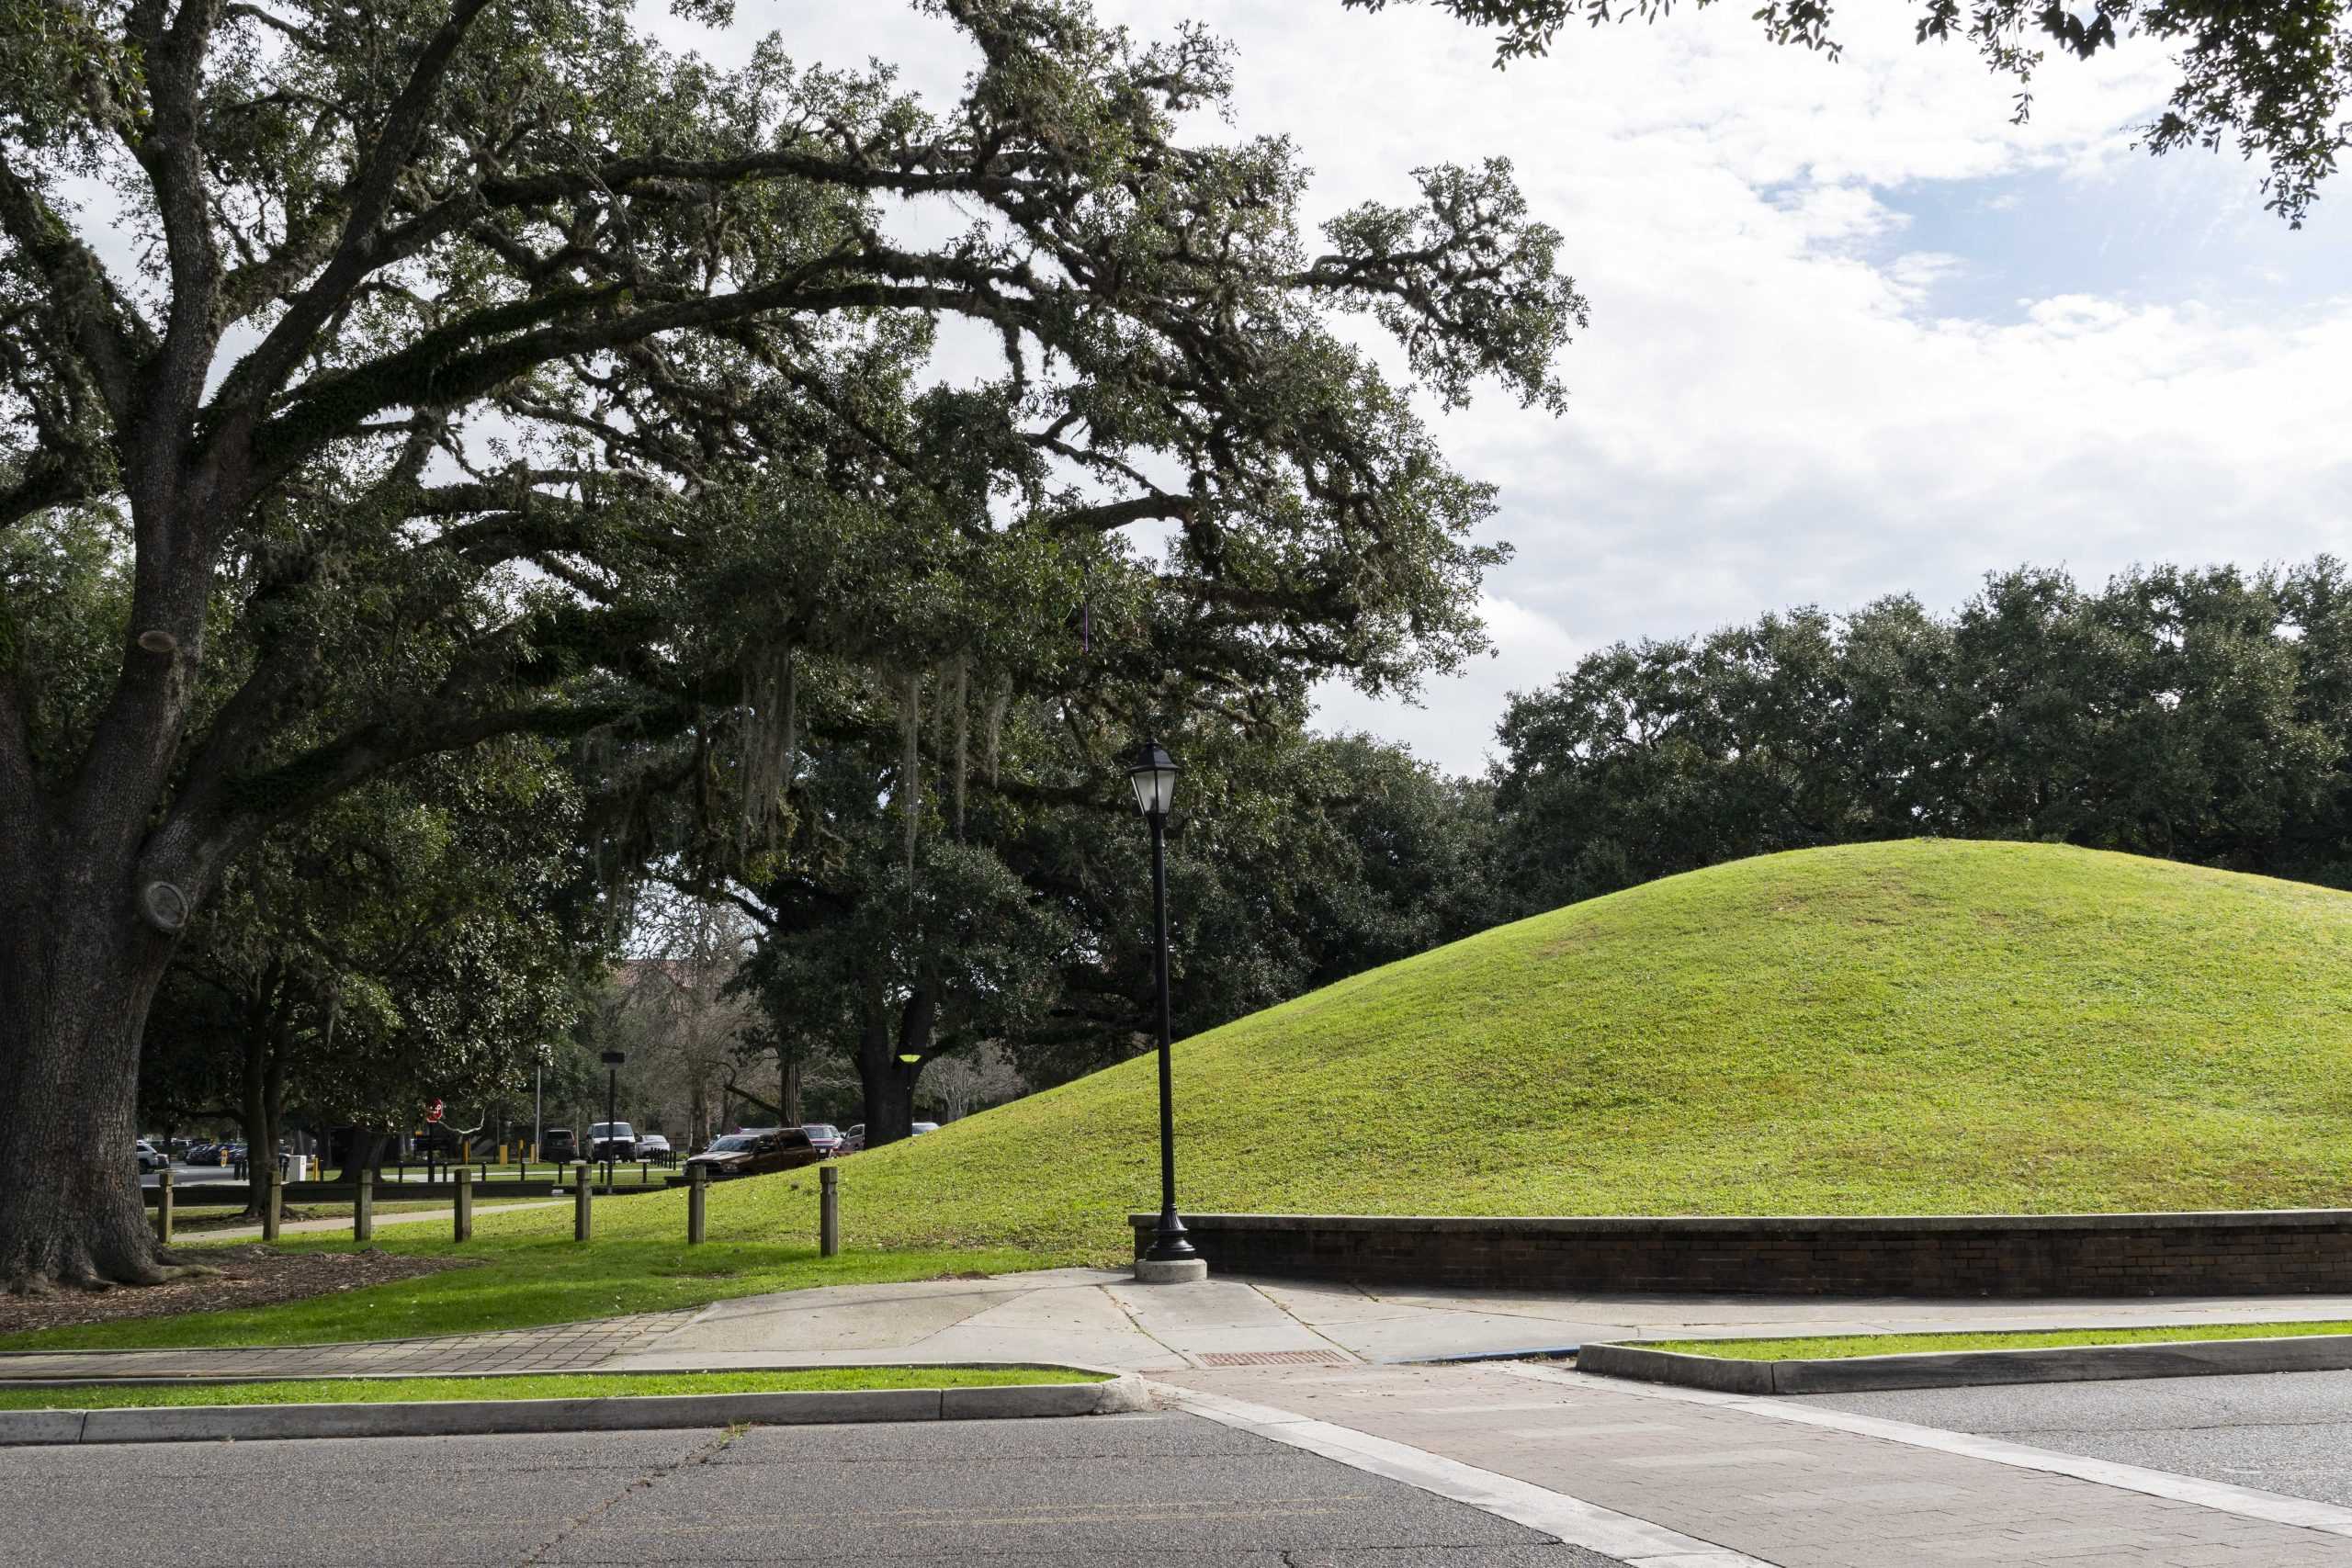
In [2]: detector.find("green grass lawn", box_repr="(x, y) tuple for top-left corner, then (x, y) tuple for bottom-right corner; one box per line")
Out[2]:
(0, 1366), (1103, 1410)
(1646, 1320), (2352, 1360)
(0, 1233), (1047, 1352)
(25, 840), (2352, 1355)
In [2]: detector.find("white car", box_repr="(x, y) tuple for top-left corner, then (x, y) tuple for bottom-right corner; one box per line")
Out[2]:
(134, 1140), (169, 1173)
(636, 1134), (672, 1161)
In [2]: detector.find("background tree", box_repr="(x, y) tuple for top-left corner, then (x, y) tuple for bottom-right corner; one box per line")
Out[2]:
(1356, 0), (2352, 221)
(140, 739), (599, 1184)
(0, 0), (1579, 1287)
(1492, 559), (2352, 910)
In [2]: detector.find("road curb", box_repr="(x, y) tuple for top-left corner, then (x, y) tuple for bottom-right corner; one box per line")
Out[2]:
(0, 1367), (1148, 1446)
(1578, 1331), (2352, 1394)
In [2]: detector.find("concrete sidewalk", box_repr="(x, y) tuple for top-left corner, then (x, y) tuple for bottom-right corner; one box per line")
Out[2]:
(15, 1267), (2352, 1383)
(1162, 1359), (2352, 1567)
(602, 1269), (2352, 1376)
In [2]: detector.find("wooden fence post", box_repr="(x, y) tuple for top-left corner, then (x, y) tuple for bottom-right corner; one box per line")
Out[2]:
(260, 1168), (282, 1241)
(454, 1164), (474, 1243)
(153, 1167), (174, 1245)
(355, 1168), (374, 1242)
(572, 1161), (593, 1241)
(687, 1164), (707, 1246)
(820, 1164), (840, 1258)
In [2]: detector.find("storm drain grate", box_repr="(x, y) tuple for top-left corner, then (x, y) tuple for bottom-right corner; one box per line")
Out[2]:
(1195, 1349), (1353, 1367)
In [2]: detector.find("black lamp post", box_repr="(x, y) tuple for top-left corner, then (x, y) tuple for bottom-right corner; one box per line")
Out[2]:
(1128, 738), (1200, 1273)
(600, 1050), (624, 1184)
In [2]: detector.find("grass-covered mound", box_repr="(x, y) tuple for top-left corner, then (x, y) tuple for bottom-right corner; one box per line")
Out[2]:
(810, 840), (2352, 1258)
(23, 840), (2352, 1354)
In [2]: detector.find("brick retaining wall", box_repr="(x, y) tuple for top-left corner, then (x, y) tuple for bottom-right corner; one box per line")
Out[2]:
(1126, 1211), (2352, 1296)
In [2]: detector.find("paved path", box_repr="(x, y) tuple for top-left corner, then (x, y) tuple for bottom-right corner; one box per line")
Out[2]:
(1162, 1359), (2352, 1567)
(186, 1196), (567, 1243)
(603, 1269), (2352, 1374)
(12, 1266), (2352, 1382)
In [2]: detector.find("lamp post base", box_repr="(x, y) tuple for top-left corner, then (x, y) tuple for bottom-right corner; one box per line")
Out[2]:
(1134, 1256), (1209, 1284)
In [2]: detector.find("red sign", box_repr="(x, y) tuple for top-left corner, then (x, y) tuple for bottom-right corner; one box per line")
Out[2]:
(424, 1100), (445, 1123)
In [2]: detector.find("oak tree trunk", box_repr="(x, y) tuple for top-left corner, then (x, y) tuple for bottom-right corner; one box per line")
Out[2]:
(779, 1050), (803, 1129)
(0, 867), (186, 1290)
(856, 987), (933, 1148)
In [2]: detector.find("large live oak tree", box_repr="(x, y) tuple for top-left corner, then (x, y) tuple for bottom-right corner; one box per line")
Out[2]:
(0, 0), (1579, 1288)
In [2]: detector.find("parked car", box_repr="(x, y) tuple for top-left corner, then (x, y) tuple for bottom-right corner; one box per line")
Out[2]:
(839, 1124), (865, 1153)
(134, 1140), (168, 1173)
(911, 1122), (940, 1135)
(801, 1123), (843, 1156)
(541, 1127), (579, 1163)
(682, 1128), (823, 1180)
(587, 1121), (637, 1160)
(636, 1134), (672, 1162)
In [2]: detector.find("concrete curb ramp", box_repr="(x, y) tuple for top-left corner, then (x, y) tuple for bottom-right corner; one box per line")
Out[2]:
(1580, 1330), (2352, 1394)
(0, 1370), (1148, 1447)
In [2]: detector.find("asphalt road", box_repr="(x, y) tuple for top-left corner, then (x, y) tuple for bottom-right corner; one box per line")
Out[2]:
(1795, 1369), (2352, 1508)
(2, 1411), (1628, 1566)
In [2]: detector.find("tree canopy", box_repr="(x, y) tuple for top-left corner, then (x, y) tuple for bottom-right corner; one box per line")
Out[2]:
(1354, 0), (2352, 222)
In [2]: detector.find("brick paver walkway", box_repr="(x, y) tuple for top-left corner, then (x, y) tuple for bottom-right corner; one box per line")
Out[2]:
(0, 1309), (696, 1382)
(1165, 1360), (2352, 1567)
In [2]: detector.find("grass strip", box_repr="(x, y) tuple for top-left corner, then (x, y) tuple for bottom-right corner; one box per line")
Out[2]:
(0, 1235), (1049, 1353)
(0, 1366), (1103, 1411)
(1649, 1319), (2352, 1361)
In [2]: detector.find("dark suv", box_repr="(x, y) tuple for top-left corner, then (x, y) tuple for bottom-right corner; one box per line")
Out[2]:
(682, 1128), (822, 1179)
(541, 1127), (579, 1163)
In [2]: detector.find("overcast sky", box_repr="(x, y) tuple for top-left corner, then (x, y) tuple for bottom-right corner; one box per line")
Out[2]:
(686, 4), (2352, 774)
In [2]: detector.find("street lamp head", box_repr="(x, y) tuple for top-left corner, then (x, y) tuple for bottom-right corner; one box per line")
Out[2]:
(1127, 738), (1181, 819)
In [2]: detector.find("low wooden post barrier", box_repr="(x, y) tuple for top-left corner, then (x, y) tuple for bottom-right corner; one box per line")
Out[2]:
(820, 1164), (840, 1258)
(260, 1168), (282, 1241)
(687, 1165), (707, 1246)
(572, 1161), (593, 1241)
(153, 1167), (173, 1245)
(454, 1165), (474, 1243)
(354, 1168), (374, 1242)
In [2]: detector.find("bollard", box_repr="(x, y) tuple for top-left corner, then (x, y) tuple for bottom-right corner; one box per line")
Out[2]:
(572, 1161), (593, 1241)
(153, 1167), (174, 1245)
(687, 1164), (707, 1246)
(355, 1168), (375, 1242)
(454, 1164), (473, 1243)
(260, 1168), (283, 1241)
(820, 1164), (840, 1258)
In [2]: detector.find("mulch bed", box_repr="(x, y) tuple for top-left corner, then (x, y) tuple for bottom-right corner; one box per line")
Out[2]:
(0, 1247), (472, 1338)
